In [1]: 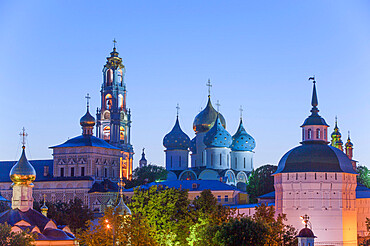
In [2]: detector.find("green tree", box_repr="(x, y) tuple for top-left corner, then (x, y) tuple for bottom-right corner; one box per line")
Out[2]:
(357, 165), (370, 188)
(246, 164), (277, 203)
(253, 203), (297, 246)
(34, 197), (94, 233)
(129, 185), (194, 245)
(77, 207), (157, 246)
(211, 217), (268, 246)
(125, 164), (168, 188)
(0, 223), (35, 246)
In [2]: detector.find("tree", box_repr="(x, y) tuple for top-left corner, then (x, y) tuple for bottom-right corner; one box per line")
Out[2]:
(253, 203), (297, 246)
(34, 197), (94, 233)
(0, 223), (35, 246)
(129, 185), (194, 245)
(357, 165), (370, 188)
(125, 164), (168, 188)
(246, 164), (277, 203)
(77, 207), (157, 246)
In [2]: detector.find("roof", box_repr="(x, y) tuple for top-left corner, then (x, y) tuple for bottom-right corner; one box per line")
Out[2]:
(230, 119), (256, 151)
(203, 116), (232, 148)
(88, 179), (119, 193)
(258, 191), (275, 199)
(228, 202), (275, 209)
(50, 135), (119, 150)
(125, 180), (240, 192)
(356, 183), (370, 199)
(193, 97), (226, 133)
(163, 117), (191, 150)
(297, 228), (316, 238)
(274, 142), (357, 174)
(0, 159), (93, 183)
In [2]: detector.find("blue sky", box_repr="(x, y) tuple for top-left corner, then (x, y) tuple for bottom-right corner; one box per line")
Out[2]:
(0, 1), (369, 169)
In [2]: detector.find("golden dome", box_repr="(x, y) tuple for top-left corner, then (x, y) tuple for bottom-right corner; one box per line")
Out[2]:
(9, 147), (36, 184)
(193, 97), (226, 133)
(80, 108), (96, 127)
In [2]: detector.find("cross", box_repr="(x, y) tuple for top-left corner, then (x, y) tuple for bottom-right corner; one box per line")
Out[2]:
(85, 93), (91, 108)
(19, 127), (28, 148)
(176, 103), (180, 116)
(113, 38), (117, 48)
(216, 100), (221, 111)
(206, 79), (212, 97)
(239, 105), (243, 119)
(300, 214), (310, 228)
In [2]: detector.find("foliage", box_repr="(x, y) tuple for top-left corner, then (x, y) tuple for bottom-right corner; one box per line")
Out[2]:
(246, 164), (277, 203)
(0, 222), (35, 246)
(34, 197), (94, 233)
(252, 203), (297, 246)
(125, 164), (168, 189)
(357, 165), (370, 188)
(0, 201), (10, 213)
(129, 185), (194, 245)
(359, 218), (370, 245)
(77, 207), (157, 246)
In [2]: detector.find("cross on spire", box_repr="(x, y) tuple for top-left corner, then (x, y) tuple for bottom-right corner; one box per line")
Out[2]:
(216, 100), (221, 111)
(308, 76), (316, 84)
(19, 127), (28, 149)
(176, 103), (180, 117)
(85, 93), (91, 108)
(206, 79), (212, 97)
(113, 38), (117, 48)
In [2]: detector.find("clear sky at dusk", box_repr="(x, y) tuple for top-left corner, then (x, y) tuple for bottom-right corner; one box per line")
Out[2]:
(0, 1), (369, 169)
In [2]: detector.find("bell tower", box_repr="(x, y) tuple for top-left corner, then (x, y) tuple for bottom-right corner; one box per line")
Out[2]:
(96, 40), (134, 180)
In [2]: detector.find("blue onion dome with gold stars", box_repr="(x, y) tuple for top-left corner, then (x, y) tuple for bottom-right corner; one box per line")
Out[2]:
(204, 115), (232, 148)
(163, 116), (191, 150)
(10, 146), (36, 185)
(301, 81), (329, 127)
(193, 97), (226, 133)
(80, 107), (95, 127)
(230, 119), (256, 151)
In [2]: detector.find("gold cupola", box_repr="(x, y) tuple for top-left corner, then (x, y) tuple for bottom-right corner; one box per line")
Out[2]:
(9, 146), (36, 185)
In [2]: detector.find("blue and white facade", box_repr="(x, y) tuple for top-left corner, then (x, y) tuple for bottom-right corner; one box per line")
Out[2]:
(163, 94), (256, 189)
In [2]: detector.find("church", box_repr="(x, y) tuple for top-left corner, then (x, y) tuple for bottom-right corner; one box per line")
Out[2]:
(163, 81), (256, 191)
(0, 45), (134, 213)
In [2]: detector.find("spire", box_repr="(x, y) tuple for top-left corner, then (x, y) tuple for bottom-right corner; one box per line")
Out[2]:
(309, 76), (319, 115)
(114, 177), (131, 216)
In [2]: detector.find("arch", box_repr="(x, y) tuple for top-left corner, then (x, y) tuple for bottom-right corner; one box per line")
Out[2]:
(224, 170), (236, 185)
(236, 171), (248, 184)
(56, 183), (63, 189)
(77, 183), (84, 188)
(103, 126), (110, 140)
(107, 69), (113, 85)
(167, 171), (178, 181)
(120, 126), (125, 140)
(118, 69), (123, 84)
(198, 169), (219, 180)
(105, 94), (112, 110)
(66, 183), (73, 189)
(316, 128), (321, 139)
(118, 94), (124, 110)
(43, 184), (50, 189)
(308, 128), (312, 139)
(179, 170), (197, 181)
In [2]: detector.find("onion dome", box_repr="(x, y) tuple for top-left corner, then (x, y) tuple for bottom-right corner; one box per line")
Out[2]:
(204, 115), (232, 148)
(10, 147), (36, 184)
(163, 117), (191, 150)
(230, 119), (256, 151)
(345, 133), (353, 148)
(331, 119), (341, 139)
(190, 137), (197, 154)
(301, 81), (329, 127)
(80, 108), (95, 127)
(297, 228), (316, 238)
(193, 97), (226, 133)
(274, 143), (357, 175)
(114, 195), (131, 216)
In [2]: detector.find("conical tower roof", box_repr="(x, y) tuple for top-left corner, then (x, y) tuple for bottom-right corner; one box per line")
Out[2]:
(230, 118), (256, 151)
(10, 147), (36, 184)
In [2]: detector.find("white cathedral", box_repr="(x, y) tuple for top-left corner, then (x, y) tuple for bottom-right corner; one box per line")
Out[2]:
(163, 82), (256, 190)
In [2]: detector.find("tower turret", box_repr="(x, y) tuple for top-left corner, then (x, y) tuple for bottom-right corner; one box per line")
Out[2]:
(330, 117), (343, 151)
(139, 148), (147, 168)
(80, 94), (95, 136)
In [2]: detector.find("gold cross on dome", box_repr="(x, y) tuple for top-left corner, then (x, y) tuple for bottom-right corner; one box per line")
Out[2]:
(85, 93), (91, 107)
(206, 79), (212, 96)
(19, 127), (28, 148)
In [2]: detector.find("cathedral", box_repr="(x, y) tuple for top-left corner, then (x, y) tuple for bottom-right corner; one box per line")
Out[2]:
(163, 81), (256, 190)
(0, 45), (133, 213)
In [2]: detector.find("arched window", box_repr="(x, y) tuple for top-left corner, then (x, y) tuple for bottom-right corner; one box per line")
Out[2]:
(107, 69), (113, 86)
(103, 126), (110, 140)
(308, 129), (312, 139)
(220, 153), (222, 166)
(179, 156), (181, 167)
(105, 94), (112, 110)
(170, 156), (173, 168)
(120, 126), (125, 140)
(244, 158), (246, 169)
(316, 128), (321, 139)
(324, 129), (327, 139)
(118, 94), (124, 110)
(235, 158), (237, 169)
(211, 154), (213, 166)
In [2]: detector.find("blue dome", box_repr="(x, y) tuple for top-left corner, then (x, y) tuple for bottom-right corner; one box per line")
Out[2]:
(163, 117), (191, 150)
(203, 115), (232, 148)
(190, 137), (197, 153)
(230, 119), (256, 151)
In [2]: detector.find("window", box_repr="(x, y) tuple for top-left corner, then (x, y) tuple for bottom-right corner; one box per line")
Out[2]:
(171, 156), (173, 168)
(324, 129), (327, 139)
(308, 129), (312, 139)
(192, 183), (198, 189)
(179, 156), (181, 167)
(96, 168), (99, 177)
(44, 166), (49, 177)
(235, 158), (237, 169)
(220, 153), (222, 166)
(105, 168), (108, 178)
(335, 173), (337, 180)
(217, 195), (221, 202)
(225, 195), (229, 202)
(211, 154), (213, 166)
(227, 155), (229, 167)
(296, 173), (298, 180)
(315, 173), (317, 180)
(302, 128), (305, 140)
(244, 158), (246, 169)
(71, 167), (75, 177)
(112, 169), (114, 177)
(316, 128), (321, 139)
(81, 167), (85, 176)
(202, 152), (204, 164)
(287, 174), (289, 180)
(60, 167), (64, 177)
(325, 173), (327, 180)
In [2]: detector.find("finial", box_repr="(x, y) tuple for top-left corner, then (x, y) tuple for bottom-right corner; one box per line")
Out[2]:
(206, 79), (212, 97)
(216, 100), (221, 112)
(348, 131), (351, 140)
(142, 147), (145, 154)
(176, 103), (180, 117)
(43, 194), (46, 205)
(85, 93), (91, 109)
(239, 105), (243, 119)
(300, 214), (310, 228)
(19, 127), (28, 149)
(335, 115), (338, 128)
(113, 38), (117, 48)
(308, 76), (318, 109)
